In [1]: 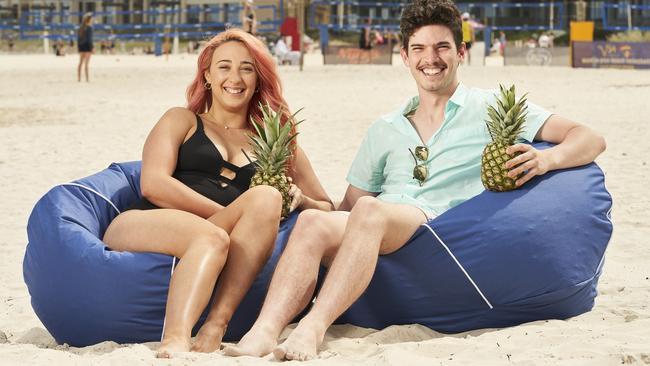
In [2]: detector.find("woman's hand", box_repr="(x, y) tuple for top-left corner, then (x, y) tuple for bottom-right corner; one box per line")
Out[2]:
(505, 144), (553, 187)
(288, 182), (304, 212)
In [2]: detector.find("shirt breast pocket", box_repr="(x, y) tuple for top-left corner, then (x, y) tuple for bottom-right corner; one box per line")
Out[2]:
(437, 126), (488, 165)
(384, 148), (419, 184)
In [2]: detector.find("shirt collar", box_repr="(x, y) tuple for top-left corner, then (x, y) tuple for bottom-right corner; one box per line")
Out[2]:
(448, 82), (468, 108)
(396, 82), (468, 119)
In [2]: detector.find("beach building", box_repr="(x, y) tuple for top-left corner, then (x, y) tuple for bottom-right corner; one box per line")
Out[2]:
(1, 0), (649, 30)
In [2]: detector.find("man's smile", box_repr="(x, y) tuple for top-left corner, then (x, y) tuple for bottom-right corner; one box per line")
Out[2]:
(418, 65), (446, 77)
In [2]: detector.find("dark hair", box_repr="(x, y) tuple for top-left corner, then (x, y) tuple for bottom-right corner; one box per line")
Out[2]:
(400, 0), (462, 50)
(79, 13), (93, 36)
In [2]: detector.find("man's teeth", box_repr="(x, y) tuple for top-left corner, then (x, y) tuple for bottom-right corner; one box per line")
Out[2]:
(422, 68), (442, 76)
(224, 87), (244, 94)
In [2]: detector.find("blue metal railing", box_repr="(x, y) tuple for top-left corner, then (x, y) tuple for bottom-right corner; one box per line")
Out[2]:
(2, 4), (280, 39)
(309, 2), (565, 32)
(602, 3), (650, 31)
(12, 2), (650, 41)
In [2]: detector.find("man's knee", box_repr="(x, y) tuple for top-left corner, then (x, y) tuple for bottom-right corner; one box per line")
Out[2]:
(352, 196), (384, 212)
(349, 196), (388, 226)
(294, 209), (331, 237)
(290, 210), (342, 252)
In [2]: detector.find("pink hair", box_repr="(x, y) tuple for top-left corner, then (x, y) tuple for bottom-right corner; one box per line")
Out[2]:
(186, 29), (297, 168)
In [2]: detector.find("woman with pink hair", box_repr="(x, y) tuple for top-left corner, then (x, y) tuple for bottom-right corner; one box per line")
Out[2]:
(102, 28), (333, 358)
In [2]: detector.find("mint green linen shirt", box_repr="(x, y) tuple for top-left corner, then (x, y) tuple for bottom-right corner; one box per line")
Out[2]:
(346, 83), (553, 215)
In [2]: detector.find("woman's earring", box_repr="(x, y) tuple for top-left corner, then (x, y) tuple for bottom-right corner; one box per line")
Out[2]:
(205, 82), (212, 90)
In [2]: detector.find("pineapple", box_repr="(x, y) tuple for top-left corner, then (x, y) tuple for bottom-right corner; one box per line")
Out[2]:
(481, 84), (528, 192)
(247, 103), (302, 218)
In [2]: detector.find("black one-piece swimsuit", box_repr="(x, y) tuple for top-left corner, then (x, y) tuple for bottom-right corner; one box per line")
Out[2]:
(126, 115), (255, 211)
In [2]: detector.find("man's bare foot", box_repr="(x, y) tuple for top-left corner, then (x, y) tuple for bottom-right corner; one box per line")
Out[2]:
(223, 325), (277, 357)
(273, 321), (324, 361)
(191, 323), (226, 353)
(156, 337), (190, 358)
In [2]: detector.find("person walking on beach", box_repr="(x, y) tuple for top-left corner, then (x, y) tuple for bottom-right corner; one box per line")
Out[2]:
(359, 18), (372, 50)
(7, 32), (15, 52)
(461, 12), (474, 65)
(224, 0), (606, 361)
(102, 28), (333, 358)
(77, 13), (94, 82)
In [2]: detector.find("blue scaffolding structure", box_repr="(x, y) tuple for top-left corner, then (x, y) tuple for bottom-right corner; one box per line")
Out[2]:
(5, 1), (650, 53)
(602, 3), (650, 31)
(309, 1), (565, 32)
(0, 4), (280, 42)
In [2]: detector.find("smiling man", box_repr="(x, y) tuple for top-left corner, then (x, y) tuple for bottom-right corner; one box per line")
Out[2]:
(223, 0), (606, 361)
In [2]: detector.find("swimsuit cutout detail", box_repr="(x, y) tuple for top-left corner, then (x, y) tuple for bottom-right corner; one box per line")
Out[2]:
(126, 115), (255, 211)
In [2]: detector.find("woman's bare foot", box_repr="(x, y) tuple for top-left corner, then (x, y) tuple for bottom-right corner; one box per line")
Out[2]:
(191, 323), (226, 353)
(273, 320), (324, 361)
(156, 337), (191, 358)
(223, 324), (277, 357)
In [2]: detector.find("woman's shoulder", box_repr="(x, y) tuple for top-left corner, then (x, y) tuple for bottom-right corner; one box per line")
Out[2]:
(161, 107), (196, 120)
(157, 107), (197, 130)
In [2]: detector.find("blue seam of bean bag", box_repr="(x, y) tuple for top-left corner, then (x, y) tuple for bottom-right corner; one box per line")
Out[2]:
(421, 223), (495, 310)
(60, 181), (174, 343)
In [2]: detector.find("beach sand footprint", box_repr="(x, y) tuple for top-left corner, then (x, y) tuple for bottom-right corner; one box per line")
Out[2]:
(0, 107), (77, 128)
(621, 353), (650, 364)
(0, 330), (8, 344)
(14, 327), (57, 348)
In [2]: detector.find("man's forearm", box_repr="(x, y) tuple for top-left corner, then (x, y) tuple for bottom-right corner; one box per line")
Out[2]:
(545, 126), (606, 171)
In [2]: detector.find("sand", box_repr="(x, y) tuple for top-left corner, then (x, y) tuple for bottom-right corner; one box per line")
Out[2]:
(0, 53), (649, 365)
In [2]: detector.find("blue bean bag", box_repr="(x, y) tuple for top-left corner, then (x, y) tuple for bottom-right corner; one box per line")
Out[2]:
(23, 161), (299, 347)
(337, 143), (612, 332)
(24, 142), (612, 347)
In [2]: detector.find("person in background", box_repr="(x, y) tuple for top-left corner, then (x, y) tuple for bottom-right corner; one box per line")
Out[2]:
(359, 17), (373, 50)
(108, 31), (116, 54)
(77, 13), (94, 82)
(526, 34), (538, 48)
(54, 39), (66, 56)
(499, 30), (506, 56)
(8, 32), (15, 52)
(461, 12), (474, 65)
(374, 30), (385, 45)
(273, 35), (300, 65)
(538, 32), (551, 48)
(242, 0), (257, 35)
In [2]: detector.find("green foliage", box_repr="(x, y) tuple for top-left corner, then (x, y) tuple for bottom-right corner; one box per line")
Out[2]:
(607, 30), (650, 42)
(485, 84), (528, 145)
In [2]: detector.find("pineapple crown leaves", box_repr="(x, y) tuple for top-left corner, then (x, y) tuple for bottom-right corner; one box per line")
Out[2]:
(486, 84), (529, 145)
(248, 102), (303, 173)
